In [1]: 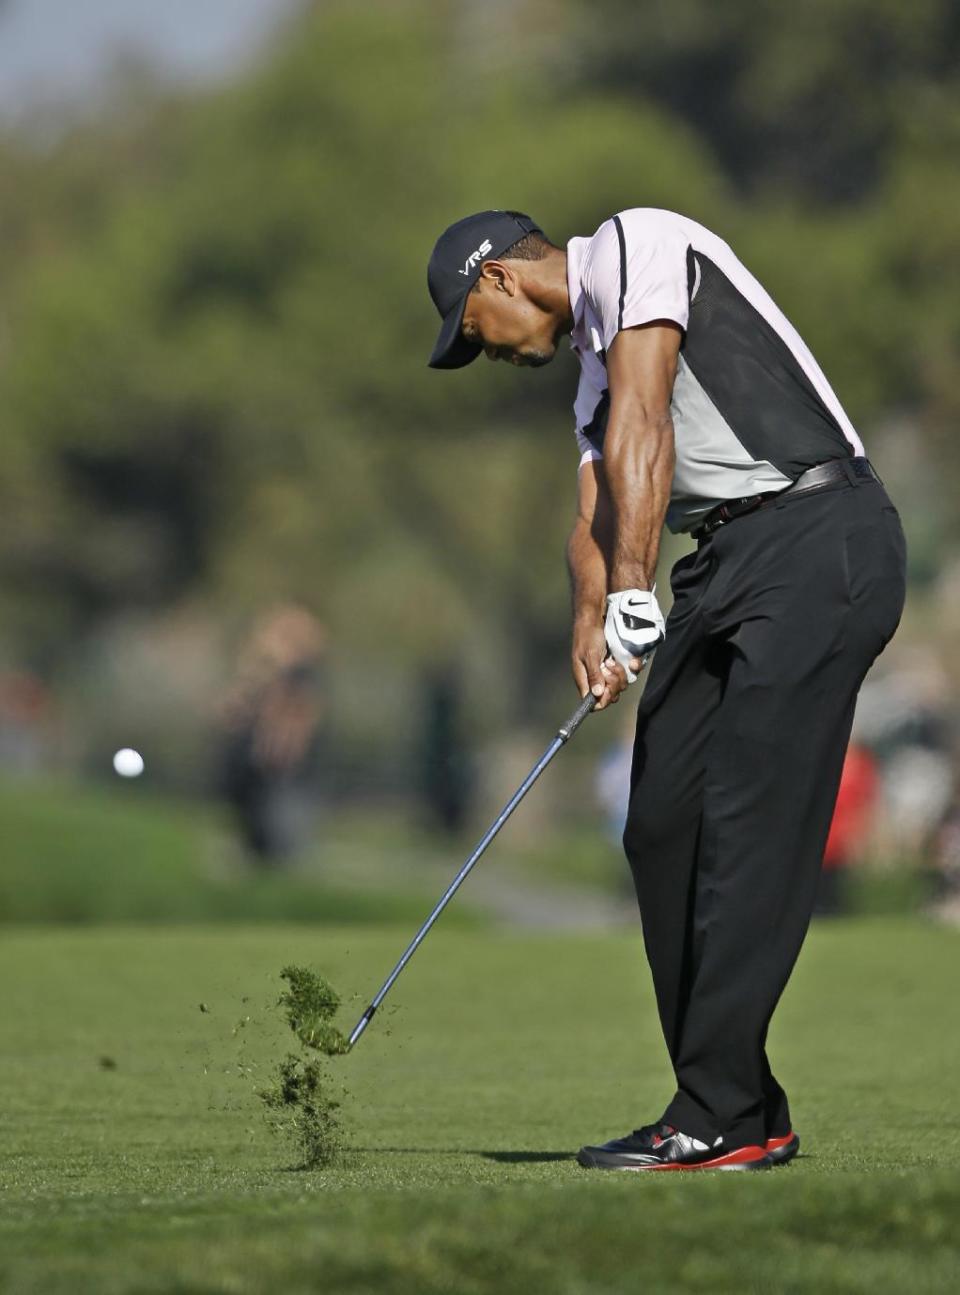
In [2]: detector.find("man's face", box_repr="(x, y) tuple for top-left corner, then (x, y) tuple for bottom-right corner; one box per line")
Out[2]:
(460, 269), (560, 368)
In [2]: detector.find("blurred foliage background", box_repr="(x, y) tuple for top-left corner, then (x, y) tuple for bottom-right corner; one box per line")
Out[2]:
(0, 0), (957, 915)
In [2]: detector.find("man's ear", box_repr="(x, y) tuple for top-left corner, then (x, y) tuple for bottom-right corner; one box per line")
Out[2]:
(478, 260), (517, 296)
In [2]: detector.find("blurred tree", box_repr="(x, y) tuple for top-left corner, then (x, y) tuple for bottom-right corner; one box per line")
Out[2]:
(0, 0), (956, 733)
(562, 0), (960, 205)
(0, 0), (726, 720)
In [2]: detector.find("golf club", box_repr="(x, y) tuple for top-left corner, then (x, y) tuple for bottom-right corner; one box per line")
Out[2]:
(346, 690), (597, 1048)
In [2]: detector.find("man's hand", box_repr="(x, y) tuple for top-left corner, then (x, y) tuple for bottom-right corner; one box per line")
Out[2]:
(572, 617), (630, 711)
(604, 589), (665, 683)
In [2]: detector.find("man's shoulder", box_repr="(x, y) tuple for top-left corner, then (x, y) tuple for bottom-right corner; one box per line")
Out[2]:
(586, 208), (731, 254)
(576, 211), (690, 297)
(585, 208), (689, 241)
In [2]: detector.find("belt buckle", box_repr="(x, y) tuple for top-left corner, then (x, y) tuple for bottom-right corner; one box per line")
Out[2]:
(710, 504), (732, 533)
(697, 496), (750, 540)
(694, 502), (735, 538)
(726, 495), (762, 521)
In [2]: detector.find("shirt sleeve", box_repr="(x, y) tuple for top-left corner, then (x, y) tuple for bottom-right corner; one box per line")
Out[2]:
(575, 428), (602, 468)
(582, 213), (691, 352)
(572, 366), (608, 465)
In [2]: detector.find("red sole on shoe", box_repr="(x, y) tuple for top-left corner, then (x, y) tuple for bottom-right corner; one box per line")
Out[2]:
(628, 1145), (771, 1172)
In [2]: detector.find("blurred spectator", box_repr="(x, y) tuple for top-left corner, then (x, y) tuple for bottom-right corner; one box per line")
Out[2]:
(0, 669), (55, 775)
(816, 742), (879, 916)
(854, 652), (956, 866)
(418, 666), (473, 834)
(217, 604), (326, 867)
(932, 804), (960, 924)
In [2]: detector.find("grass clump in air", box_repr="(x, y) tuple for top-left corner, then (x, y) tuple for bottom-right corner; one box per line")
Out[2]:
(259, 965), (349, 1168)
(278, 964), (349, 1055)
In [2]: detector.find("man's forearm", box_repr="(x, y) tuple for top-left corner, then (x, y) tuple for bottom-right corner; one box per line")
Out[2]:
(603, 405), (675, 590)
(566, 515), (609, 625)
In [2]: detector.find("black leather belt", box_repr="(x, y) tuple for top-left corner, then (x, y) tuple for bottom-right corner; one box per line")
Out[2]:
(692, 456), (880, 541)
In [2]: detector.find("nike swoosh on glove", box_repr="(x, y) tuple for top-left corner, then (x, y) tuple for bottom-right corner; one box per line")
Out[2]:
(604, 589), (665, 683)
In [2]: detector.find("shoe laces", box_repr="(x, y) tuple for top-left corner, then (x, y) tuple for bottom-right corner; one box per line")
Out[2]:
(632, 1122), (676, 1147)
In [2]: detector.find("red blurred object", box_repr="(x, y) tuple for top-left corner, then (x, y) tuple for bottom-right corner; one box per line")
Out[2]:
(823, 742), (878, 871)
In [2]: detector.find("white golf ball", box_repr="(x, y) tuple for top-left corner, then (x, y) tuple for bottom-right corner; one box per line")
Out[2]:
(112, 748), (145, 778)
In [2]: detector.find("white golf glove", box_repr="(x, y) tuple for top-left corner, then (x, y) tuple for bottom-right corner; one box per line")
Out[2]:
(604, 588), (665, 684)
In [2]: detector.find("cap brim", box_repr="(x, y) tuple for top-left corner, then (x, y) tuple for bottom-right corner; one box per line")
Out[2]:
(428, 296), (482, 370)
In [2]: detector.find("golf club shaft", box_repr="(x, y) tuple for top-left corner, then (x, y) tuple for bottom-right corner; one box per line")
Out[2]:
(347, 691), (597, 1048)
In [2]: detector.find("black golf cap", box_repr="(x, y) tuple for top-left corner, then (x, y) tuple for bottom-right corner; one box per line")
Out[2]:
(427, 210), (543, 369)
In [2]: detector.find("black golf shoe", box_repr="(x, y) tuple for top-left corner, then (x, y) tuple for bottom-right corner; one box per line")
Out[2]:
(765, 1131), (800, 1165)
(577, 1123), (772, 1172)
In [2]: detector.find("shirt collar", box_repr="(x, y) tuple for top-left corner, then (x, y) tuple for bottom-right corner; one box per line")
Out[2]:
(567, 234), (607, 360)
(565, 236), (589, 330)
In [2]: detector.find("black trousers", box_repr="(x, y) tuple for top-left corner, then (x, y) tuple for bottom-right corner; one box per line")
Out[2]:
(623, 467), (906, 1150)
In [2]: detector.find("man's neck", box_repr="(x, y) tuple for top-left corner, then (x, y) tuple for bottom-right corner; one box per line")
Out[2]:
(537, 245), (573, 335)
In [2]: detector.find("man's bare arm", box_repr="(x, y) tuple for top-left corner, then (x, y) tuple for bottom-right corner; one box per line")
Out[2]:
(603, 322), (681, 591)
(567, 458), (612, 625)
(566, 460), (628, 709)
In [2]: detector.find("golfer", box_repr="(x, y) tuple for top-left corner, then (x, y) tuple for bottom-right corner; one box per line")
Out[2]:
(426, 208), (906, 1171)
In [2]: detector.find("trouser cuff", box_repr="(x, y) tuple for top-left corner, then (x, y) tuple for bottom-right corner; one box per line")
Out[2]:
(661, 1091), (719, 1147)
(662, 1090), (767, 1151)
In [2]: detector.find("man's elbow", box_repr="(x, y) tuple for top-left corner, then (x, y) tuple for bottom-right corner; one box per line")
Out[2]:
(611, 389), (674, 431)
(605, 409), (675, 472)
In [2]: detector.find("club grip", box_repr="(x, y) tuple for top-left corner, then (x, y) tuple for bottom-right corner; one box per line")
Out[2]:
(557, 692), (597, 743)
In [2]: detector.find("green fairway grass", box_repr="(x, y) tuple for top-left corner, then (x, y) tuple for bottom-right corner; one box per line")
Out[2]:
(0, 919), (957, 1293)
